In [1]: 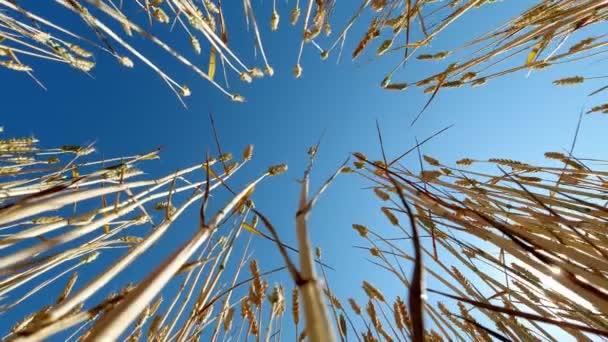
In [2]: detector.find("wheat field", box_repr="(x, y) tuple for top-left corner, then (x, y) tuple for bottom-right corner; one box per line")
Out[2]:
(1, 1), (608, 341)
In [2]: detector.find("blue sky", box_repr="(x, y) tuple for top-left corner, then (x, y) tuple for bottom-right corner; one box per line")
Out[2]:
(1, 0), (607, 340)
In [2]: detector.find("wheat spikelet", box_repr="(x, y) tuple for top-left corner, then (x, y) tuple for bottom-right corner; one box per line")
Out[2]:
(56, 272), (78, 303)
(152, 7), (170, 24)
(371, 0), (386, 12)
(290, 6), (301, 25)
(352, 224), (369, 238)
(270, 10), (280, 31)
(292, 287), (300, 326)
(223, 307), (234, 332)
(421, 170), (442, 182)
(0, 61), (32, 72)
(362, 281), (385, 302)
(373, 188), (389, 201)
(293, 63), (303, 78)
(348, 298), (362, 315)
(381, 207), (399, 226)
(471, 78), (487, 87)
(544, 151), (567, 160)
(423, 155), (440, 166)
(553, 76), (585, 86)
(569, 37), (596, 52)
(338, 313), (347, 337)
(242, 144), (254, 161)
(587, 104), (608, 114)
(267, 163), (288, 176)
(119, 56), (134, 68)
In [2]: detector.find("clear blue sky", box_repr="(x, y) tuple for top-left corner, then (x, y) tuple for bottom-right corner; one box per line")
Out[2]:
(1, 1), (607, 340)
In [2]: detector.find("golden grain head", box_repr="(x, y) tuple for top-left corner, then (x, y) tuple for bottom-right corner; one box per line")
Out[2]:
(362, 280), (385, 302)
(324, 22), (332, 36)
(204, 0), (220, 14)
(531, 61), (550, 70)
(293, 64), (302, 78)
(456, 158), (474, 166)
(381, 75), (392, 88)
(471, 77), (487, 87)
(81, 251), (100, 264)
(68, 44), (92, 58)
(270, 10), (280, 31)
(242, 144), (254, 161)
(231, 93), (245, 102)
(417, 53), (434, 60)
(381, 207), (399, 226)
(442, 80), (464, 88)
(153, 7), (170, 23)
(348, 298), (362, 315)
(249, 67), (264, 78)
(373, 188), (390, 201)
(354, 161), (365, 169)
(569, 37), (596, 52)
(587, 103), (608, 114)
(370, 0), (386, 12)
(553, 76), (584, 86)
(423, 85), (436, 94)
(268, 163), (288, 176)
(180, 85), (191, 97)
(339, 313), (347, 337)
(423, 155), (440, 166)
(544, 151), (567, 160)
(31, 216), (63, 224)
(353, 152), (367, 161)
(460, 72), (478, 81)
(224, 307), (234, 331)
(433, 51), (451, 60)
(292, 287), (300, 325)
(264, 65), (275, 76)
(0, 61), (33, 72)
(421, 170), (442, 182)
(290, 6), (301, 25)
(377, 39), (393, 56)
(239, 72), (253, 83)
(267, 283), (283, 305)
(119, 56), (134, 68)
(190, 36), (201, 54)
(352, 223), (369, 238)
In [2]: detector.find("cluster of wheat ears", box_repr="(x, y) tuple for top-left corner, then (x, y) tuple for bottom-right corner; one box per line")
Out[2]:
(1, 0), (608, 341)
